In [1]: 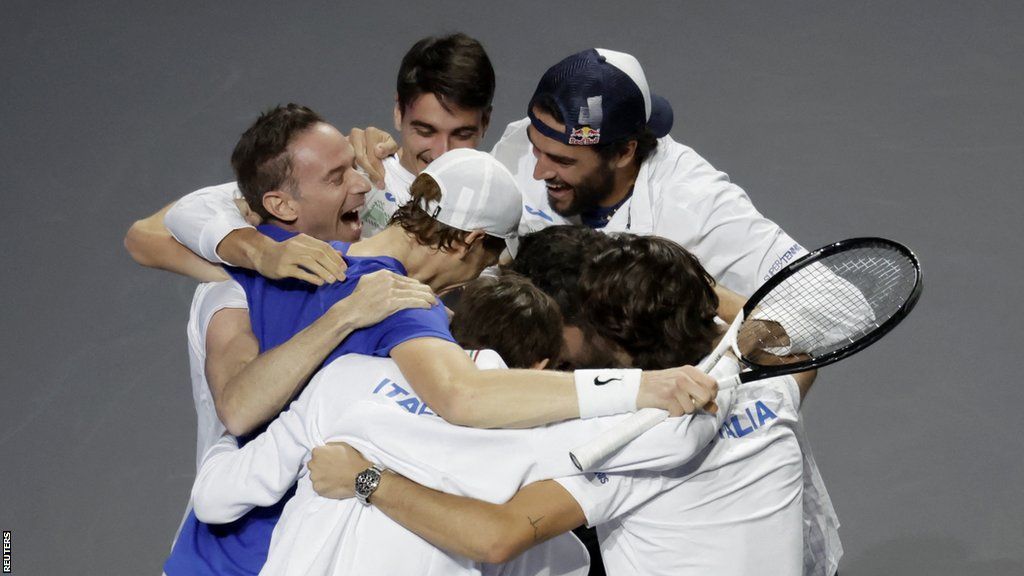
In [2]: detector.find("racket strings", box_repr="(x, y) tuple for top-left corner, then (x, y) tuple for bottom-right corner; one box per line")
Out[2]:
(742, 245), (919, 364)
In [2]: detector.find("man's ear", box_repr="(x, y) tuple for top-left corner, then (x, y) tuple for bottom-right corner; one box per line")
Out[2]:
(531, 358), (551, 370)
(393, 97), (403, 133)
(614, 140), (639, 169)
(457, 230), (487, 259)
(262, 190), (299, 223)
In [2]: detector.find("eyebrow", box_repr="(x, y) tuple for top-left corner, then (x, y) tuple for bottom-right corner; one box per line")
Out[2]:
(323, 165), (346, 182)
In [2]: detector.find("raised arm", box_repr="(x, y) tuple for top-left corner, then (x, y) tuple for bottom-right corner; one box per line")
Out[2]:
(308, 443), (585, 564)
(390, 337), (719, 429)
(207, 271), (436, 436)
(123, 201), (229, 282)
(348, 126), (399, 189)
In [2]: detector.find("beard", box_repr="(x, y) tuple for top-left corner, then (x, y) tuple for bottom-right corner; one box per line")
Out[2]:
(548, 161), (617, 218)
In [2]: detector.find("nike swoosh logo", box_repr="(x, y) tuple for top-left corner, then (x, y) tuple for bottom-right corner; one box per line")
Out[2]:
(594, 377), (622, 386)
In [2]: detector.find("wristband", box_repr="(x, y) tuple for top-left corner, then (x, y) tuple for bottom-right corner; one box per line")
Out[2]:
(574, 369), (642, 418)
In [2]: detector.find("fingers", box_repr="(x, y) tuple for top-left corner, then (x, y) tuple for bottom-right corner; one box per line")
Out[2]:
(641, 366), (720, 417)
(350, 126), (395, 189)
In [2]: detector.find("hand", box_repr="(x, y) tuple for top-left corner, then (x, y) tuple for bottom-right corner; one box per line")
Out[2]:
(349, 126), (399, 189)
(308, 442), (371, 500)
(253, 233), (347, 285)
(336, 270), (436, 328)
(637, 366), (719, 416)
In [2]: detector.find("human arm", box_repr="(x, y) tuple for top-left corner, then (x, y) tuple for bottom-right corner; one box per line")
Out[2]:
(348, 126), (399, 189)
(390, 336), (718, 429)
(207, 271), (436, 436)
(191, 394), (315, 523)
(162, 181), (346, 284)
(308, 443), (585, 564)
(123, 201), (230, 282)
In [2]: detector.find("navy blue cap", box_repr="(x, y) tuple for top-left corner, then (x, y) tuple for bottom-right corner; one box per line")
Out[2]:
(528, 48), (674, 146)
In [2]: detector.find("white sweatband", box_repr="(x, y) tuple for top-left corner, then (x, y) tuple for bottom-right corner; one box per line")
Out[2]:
(574, 369), (642, 419)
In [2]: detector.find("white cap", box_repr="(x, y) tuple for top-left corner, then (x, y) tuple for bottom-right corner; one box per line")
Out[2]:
(420, 149), (522, 257)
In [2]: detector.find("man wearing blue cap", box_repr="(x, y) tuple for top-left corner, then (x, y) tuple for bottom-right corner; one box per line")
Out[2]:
(491, 48), (806, 299)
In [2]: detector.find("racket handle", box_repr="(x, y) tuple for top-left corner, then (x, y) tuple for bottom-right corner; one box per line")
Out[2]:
(717, 373), (742, 392)
(570, 408), (669, 471)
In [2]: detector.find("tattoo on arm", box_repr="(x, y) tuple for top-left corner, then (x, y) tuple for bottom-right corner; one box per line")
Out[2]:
(527, 515), (546, 542)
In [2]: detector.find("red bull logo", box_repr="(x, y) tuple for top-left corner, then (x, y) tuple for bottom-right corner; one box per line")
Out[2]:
(569, 126), (601, 145)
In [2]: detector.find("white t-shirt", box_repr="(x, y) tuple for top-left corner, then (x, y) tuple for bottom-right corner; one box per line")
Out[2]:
(490, 118), (806, 297)
(359, 155), (417, 238)
(186, 280), (248, 471)
(164, 182), (249, 264)
(555, 376), (805, 576)
(191, 353), (738, 576)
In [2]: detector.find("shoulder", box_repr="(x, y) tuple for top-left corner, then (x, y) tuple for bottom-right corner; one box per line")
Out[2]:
(490, 117), (532, 163)
(191, 280), (247, 330)
(193, 181), (242, 198)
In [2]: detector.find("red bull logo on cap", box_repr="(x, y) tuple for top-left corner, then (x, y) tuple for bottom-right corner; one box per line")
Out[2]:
(569, 126), (601, 145)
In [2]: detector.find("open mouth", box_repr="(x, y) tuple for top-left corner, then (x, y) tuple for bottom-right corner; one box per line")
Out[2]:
(340, 207), (362, 227)
(546, 180), (573, 200)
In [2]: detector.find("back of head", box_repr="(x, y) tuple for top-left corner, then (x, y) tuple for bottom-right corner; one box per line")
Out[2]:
(450, 274), (563, 369)
(389, 148), (521, 257)
(397, 33), (495, 114)
(231, 103), (323, 220)
(580, 234), (719, 369)
(509, 225), (618, 325)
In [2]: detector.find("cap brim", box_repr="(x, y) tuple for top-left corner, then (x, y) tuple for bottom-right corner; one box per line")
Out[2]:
(647, 93), (674, 138)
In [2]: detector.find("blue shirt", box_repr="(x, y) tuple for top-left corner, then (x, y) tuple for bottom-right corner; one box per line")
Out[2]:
(164, 225), (453, 576)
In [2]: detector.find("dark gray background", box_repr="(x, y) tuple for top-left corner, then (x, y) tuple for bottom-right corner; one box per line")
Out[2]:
(2, 1), (1021, 574)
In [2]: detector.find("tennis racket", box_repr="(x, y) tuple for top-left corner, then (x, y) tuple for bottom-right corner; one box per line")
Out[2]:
(570, 237), (922, 472)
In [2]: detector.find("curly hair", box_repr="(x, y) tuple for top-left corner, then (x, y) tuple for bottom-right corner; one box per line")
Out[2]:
(579, 234), (720, 369)
(389, 173), (506, 255)
(450, 273), (563, 368)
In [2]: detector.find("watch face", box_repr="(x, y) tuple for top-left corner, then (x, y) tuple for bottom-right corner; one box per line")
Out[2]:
(355, 467), (382, 503)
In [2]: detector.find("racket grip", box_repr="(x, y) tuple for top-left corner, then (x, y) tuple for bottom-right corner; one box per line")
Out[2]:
(717, 373), (742, 391)
(569, 408), (669, 471)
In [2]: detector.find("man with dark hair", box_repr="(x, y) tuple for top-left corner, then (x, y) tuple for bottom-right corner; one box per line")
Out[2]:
(125, 32), (495, 281)
(450, 274), (563, 370)
(358, 32), (496, 236)
(491, 48), (807, 300)
(578, 235), (720, 370)
(303, 235), (813, 576)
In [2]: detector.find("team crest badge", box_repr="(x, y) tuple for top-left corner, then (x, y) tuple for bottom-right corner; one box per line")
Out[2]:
(569, 126), (600, 145)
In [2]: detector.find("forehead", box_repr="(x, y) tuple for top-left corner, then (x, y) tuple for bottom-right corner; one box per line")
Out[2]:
(402, 92), (485, 128)
(288, 123), (353, 176)
(527, 108), (598, 162)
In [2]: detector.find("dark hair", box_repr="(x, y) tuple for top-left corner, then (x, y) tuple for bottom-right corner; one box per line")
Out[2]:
(389, 173), (506, 255)
(531, 95), (658, 165)
(579, 234), (719, 369)
(507, 225), (618, 325)
(230, 104), (324, 220)
(451, 274), (563, 368)
(397, 33), (495, 115)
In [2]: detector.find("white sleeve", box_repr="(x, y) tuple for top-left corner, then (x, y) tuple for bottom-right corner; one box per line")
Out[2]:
(190, 384), (317, 524)
(650, 143), (806, 296)
(163, 181), (252, 265)
(555, 470), (667, 528)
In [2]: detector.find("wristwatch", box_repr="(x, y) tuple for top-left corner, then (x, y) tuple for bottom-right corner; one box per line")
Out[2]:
(355, 464), (387, 505)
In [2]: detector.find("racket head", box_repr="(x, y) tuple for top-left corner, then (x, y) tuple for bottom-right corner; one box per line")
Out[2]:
(735, 237), (922, 378)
